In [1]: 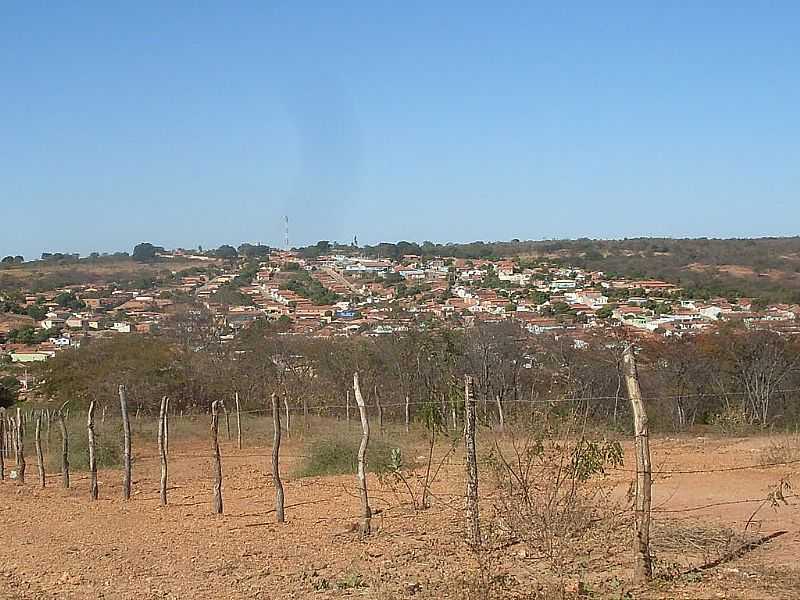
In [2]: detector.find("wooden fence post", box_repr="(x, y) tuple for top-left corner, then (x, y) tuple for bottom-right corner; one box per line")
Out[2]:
(223, 402), (231, 441)
(374, 385), (384, 434)
(283, 396), (291, 438)
(158, 396), (168, 506)
(46, 409), (52, 455)
(464, 375), (481, 547)
(235, 392), (242, 450)
(58, 407), (70, 489)
(404, 395), (411, 433)
(353, 372), (372, 536)
(211, 400), (223, 514)
(495, 394), (505, 433)
(88, 400), (98, 500)
(622, 344), (653, 583)
(164, 396), (170, 456)
(0, 409), (5, 481)
(119, 384), (132, 501)
(15, 407), (25, 485)
(35, 412), (45, 488)
(6, 416), (13, 465)
(271, 393), (285, 523)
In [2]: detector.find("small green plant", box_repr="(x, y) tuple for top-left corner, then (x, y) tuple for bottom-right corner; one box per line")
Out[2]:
(336, 573), (367, 590)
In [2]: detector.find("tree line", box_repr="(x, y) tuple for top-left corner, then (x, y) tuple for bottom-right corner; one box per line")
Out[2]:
(31, 312), (800, 433)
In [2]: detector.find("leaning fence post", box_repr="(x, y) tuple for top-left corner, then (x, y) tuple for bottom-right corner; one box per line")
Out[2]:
(235, 392), (242, 450)
(353, 372), (372, 536)
(211, 400), (223, 514)
(622, 344), (653, 583)
(464, 375), (481, 547)
(88, 400), (98, 500)
(271, 393), (285, 523)
(119, 384), (132, 501)
(158, 396), (168, 506)
(15, 407), (25, 485)
(58, 406), (70, 489)
(35, 412), (45, 488)
(404, 395), (411, 433)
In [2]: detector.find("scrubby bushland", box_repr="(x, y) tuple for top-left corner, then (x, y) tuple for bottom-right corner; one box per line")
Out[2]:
(31, 316), (800, 433)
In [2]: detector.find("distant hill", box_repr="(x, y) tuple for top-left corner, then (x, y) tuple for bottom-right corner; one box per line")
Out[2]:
(353, 237), (800, 302)
(0, 255), (221, 293)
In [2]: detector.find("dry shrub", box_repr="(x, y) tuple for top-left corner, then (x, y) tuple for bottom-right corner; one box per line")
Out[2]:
(759, 432), (800, 465)
(487, 419), (627, 577)
(651, 519), (759, 577)
(710, 405), (756, 436)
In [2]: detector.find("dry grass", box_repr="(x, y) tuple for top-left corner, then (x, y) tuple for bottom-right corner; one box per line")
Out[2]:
(759, 432), (800, 465)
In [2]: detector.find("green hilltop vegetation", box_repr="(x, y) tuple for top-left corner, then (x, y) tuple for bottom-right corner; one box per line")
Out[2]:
(298, 237), (800, 303)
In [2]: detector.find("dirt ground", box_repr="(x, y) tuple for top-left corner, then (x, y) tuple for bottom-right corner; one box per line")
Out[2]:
(0, 430), (798, 599)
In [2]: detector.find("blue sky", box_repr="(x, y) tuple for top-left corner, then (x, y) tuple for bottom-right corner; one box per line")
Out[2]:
(1, 2), (799, 258)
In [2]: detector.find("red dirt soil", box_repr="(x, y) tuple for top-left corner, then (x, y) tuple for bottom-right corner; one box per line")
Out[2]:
(0, 432), (798, 599)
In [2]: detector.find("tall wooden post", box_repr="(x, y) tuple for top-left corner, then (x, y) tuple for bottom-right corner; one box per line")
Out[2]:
(158, 396), (168, 506)
(58, 408), (69, 489)
(88, 400), (98, 500)
(353, 372), (372, 536)
(271, 393), (285, 523)
(622, 345), (653, 583)
(0, 408), (5, 481)
(35, 412), (45, 488)
(235, 392), (242, 450)
(464, 376), (481, 547)
(404, 395), (411, 433)
(15, 407), (25, 485)
(119, 384), (132, 500)
(211, 400), (223, 514)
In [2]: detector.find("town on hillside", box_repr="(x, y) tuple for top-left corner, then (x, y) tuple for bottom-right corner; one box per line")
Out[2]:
(2, 242), (799, 365)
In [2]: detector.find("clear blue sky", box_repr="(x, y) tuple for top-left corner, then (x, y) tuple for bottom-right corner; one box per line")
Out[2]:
(2, 2), (799, 259)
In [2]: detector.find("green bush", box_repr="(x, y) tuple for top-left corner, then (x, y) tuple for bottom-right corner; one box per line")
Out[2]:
(45, 419), (123, 472)
(297, 434), (400, 478)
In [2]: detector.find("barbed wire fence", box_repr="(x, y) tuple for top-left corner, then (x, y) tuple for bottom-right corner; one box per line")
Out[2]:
(0, 370), (798, 588)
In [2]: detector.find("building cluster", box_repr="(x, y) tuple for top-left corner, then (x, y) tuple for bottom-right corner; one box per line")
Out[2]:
(2, 248), (800, 362)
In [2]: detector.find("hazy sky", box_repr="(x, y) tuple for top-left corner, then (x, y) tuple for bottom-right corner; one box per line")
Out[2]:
(2, 2), (799, 258)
